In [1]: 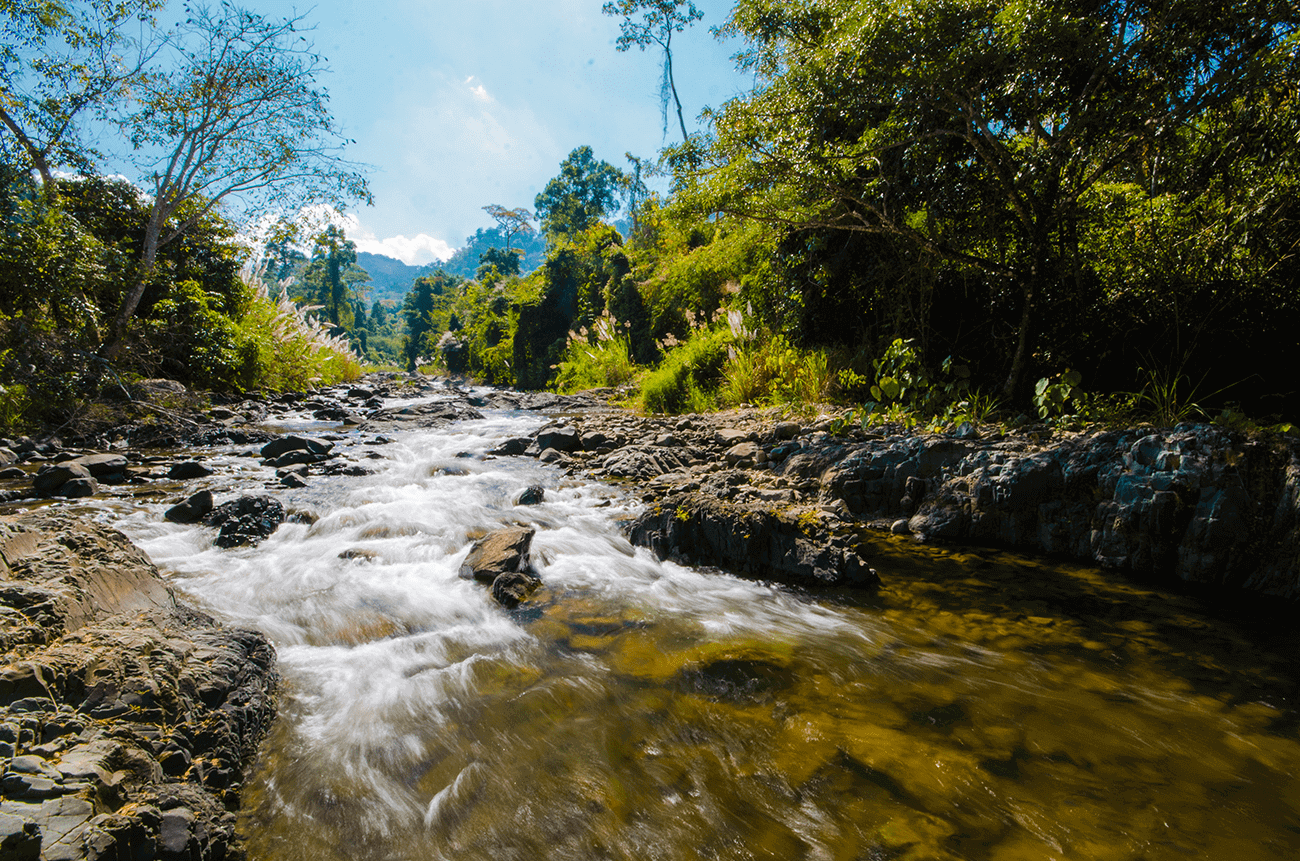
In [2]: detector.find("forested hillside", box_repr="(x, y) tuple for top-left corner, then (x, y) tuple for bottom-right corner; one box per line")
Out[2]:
(2, 0), (1298, 434)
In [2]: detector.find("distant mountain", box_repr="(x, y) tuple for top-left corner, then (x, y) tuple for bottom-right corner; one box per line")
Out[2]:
(356, 252), (435, 304)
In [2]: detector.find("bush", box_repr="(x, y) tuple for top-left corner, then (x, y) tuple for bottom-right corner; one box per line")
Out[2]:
(639, 326), (730, 414)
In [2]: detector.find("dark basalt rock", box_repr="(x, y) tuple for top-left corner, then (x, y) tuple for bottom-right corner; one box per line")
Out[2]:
(628, 492), (879, 590)
(536, 425), (581, 453)
(165, 490), (214, 524)
(515, 485), (545, 506)
(260, 435), (334, 461)
(168, 461), (213, 480)
(491, 570), (542, 608)
(202, 496), (285, 548)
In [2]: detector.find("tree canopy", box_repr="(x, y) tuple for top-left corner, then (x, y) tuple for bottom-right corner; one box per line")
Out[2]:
(534, 146), (625, 239)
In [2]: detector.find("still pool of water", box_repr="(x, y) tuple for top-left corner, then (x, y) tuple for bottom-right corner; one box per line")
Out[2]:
(107, 406), (1300, 861)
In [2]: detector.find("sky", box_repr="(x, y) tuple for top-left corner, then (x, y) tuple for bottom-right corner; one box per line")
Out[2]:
(247, 0), (755, 265)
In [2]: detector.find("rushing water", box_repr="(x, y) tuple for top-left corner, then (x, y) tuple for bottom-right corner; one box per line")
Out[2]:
(102, 399), (1300, 861)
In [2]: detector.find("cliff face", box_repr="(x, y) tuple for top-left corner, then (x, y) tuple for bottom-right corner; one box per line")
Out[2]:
(0, 513), (278, 861)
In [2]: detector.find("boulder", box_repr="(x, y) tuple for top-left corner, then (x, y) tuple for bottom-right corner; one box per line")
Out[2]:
(57, 477), (98, 498)
(515, 485), (545, 506)
(64, 453), (128, 479)
(260, 435), (334, 460)
(202, 496), (285, 548)
(165, 490), (214, 524)
(492, 570), (542, 608)
(628, 492), (879, 590)
(489, 437), (531, 456)
(31, 463), (90, 495)
(0, 468), (24, 480)
(0, 448), (16, 467)
(536, 426), (581, 453)
(168, 461), (213, 480)
(459, 527), (535, 584)
(724, 442), (766, 468)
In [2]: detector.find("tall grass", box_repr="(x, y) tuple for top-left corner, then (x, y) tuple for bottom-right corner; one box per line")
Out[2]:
(235, 280), (363, 391)
(553, 311), (639, 392)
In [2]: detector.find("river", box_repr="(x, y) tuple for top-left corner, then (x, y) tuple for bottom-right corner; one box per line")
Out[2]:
(101, 393), (1300, 860)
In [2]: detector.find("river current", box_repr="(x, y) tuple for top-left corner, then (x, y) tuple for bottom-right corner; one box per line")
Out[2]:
(97, 395), (1300, 860)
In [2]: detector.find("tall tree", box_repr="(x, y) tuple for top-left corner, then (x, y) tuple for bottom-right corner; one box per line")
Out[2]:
(534, 146), (625, 239)
(307, 224), (362, 329)
(687, 0), (1300, 400)
(481, 204), (533, 253)
(101, 2), (370, 358)
(602, 0), (703, 143)
(0, 0), (163, 197)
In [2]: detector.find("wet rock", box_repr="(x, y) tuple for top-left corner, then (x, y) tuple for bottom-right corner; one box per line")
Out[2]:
(629, 492), (879, 589)
(0, 467), (25, 480)
(280, 473), (308, 488)
(56, 477), (98, 499)
(492, 571), (542, 608)
(266, 450), (318, 468)
(64, 453), (128, 480)
(260, 435), (334, 461)
(167, 461), (213, 480)
(459, 527), (535, 584)
(359, 402), (483, 432)
(202, 496), (285, 548)
(489, 437), (531, 456)
(31, 463), (90, 495)
(538, 448), (564, 464)
(165, 490), (214, 524)
(536, 426), (580, 453)
(515, 485), (545, 506)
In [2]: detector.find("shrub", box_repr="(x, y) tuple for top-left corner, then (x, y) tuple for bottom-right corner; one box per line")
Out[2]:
(639, 326), (730, 414)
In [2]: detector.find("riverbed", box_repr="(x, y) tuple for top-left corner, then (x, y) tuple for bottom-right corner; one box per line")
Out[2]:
(102, 398), (1300, 861)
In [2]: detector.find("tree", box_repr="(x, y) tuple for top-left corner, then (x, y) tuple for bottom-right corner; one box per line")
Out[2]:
(305, 224), (362, 329)
(0, 0), (163, 197)
(688, 0), (1300, 400)
(102, 2), (370, 358)
(534, 146), (625, 239)
(602, 0), (703, 143)
(481, 204), (533, 253)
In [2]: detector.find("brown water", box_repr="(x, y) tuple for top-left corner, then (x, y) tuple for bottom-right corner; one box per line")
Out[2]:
(112, 410), (1299, 861)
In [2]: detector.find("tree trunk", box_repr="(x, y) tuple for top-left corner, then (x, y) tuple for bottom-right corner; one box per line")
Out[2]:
(100, 213), (163, 360)
(1001, 277), (1035, 404)
(665, 41), (689, 144)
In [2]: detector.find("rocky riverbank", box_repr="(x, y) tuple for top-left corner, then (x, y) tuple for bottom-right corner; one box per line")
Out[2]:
(505, 403), (1300, 601)
(0, 512), (277, 860)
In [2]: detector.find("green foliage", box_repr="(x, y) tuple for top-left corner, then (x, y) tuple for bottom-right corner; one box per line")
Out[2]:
(1034, 370), (1083, 419)
(534, 147), (625, 240)
(639, 325), (730, 414)
(233, 280), (363, 392)
(554, 312), (639, 393)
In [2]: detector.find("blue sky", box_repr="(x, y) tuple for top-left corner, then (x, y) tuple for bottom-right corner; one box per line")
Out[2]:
(268, 0), (753, 264)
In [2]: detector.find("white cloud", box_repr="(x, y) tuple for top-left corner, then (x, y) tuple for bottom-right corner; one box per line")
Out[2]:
(354, 232), (454, 266)
(465, 75), (493, 102)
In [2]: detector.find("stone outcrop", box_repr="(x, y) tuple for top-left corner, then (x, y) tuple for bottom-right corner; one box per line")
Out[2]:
(202, 497), (285, 549)
(458, 528), (541, 609)
(0, 512), (278, 860)
(629, 492), (879, 590)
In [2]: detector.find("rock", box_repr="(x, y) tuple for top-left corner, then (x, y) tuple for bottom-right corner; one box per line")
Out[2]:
(64, 453), (128, 480)
(0, 812), (40, 859)
(538, 448), (564, 464)
(536, 426), (580, 453)
(0, 448), (16, 466)
(208, 406), (236, 420)
(202, 496), (285, 548)
(724, 442), (766, 468)
(459, 527), (535, 584)
(715, 428), (752, 447)
(0, 467), (24, 480)
(56, 477), (98, 498)
(31, 463), (90, 495)
(580, 431), (609, 451)
(167, 461), (213, 479)
(891, 519), (911, 535)
(628, 492), (880, 589)
(515, 485), (545, 506)
(260, 435), (334, 460)
(491, 570), (542, 608)
(654, 433), (680, 447)
(280, 473), (308, 488)
(338, 548), (379, 562)
(165, 490), (214, 524)
(773, 422), (801, 441)
(489, 437), (531, 456)
(359, 402), (483, 432)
